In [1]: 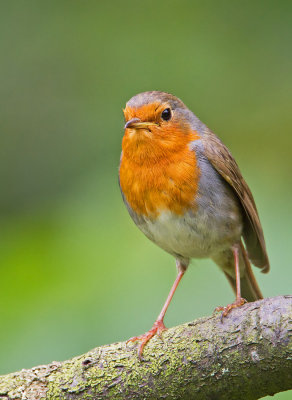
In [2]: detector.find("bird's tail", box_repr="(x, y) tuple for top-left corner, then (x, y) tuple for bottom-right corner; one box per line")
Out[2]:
(224, 241), (263, 302)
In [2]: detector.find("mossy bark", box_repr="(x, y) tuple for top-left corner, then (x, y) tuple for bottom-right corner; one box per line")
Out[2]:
(0, 295), (291, 400)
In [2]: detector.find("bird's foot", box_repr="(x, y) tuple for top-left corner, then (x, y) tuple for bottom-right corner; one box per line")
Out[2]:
(127, 320), (167, 360)
(215, 297), (247, 320)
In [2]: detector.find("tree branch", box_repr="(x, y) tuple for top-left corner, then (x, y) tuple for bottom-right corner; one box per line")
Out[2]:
(0, 295), (291, 400)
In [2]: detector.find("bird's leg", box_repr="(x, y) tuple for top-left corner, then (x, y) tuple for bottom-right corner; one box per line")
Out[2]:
(216, 244), (247, 319)
(127, 262), (187, 360)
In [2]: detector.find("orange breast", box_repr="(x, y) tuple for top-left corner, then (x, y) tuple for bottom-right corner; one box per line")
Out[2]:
(119, 127), (200, 217)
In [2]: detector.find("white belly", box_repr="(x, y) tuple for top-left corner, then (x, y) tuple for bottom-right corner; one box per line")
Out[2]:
(138, 206), (242, 261)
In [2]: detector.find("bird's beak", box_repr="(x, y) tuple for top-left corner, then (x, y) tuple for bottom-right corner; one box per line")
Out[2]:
(124, 118), (157, 130)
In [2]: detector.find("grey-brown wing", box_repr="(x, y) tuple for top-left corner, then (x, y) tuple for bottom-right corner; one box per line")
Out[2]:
(202, 130), (270, 272)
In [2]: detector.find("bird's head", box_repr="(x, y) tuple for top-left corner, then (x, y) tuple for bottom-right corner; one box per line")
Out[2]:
(122, 91), (200, 161)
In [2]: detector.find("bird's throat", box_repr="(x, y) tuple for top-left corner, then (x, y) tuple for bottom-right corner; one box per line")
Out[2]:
(119, 132), (200, 217)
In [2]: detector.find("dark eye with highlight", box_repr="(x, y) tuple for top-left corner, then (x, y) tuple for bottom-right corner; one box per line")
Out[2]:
(161, 108), (172, 121)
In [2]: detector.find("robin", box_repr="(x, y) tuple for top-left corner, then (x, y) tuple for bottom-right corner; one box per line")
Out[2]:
(119, 91), (269, 359)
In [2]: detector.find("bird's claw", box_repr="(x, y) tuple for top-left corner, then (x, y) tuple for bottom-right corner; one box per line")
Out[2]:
(127, 320), (167, 360)
(215, 297), (247, 321)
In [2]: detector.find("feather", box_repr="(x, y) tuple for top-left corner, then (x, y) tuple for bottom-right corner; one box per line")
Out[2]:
(202, 129), (270, 272)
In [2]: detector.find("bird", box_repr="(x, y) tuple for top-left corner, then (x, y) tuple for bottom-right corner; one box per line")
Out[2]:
(119, 91), (269, 359)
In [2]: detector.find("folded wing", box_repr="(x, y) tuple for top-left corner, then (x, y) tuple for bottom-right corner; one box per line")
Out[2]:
(202, 130), (270, 273)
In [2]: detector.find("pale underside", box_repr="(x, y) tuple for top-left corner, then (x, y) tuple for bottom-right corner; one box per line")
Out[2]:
(137, 206), (242, 264)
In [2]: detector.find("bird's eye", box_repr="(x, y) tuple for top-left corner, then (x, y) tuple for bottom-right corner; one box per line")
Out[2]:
(161, 108), (171, 121)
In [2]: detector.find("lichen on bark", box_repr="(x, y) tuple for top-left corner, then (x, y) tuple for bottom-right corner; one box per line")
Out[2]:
(0, 295), (291, 400)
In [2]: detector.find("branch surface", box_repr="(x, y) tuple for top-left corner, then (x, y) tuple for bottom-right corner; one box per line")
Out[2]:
(0, 295), (291, 400)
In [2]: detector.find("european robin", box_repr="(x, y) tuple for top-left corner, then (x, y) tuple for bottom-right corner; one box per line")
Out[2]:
(119, 91), (269, 359)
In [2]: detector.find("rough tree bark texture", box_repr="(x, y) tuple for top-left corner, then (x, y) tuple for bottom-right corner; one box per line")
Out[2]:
(0, 296), (291, 400)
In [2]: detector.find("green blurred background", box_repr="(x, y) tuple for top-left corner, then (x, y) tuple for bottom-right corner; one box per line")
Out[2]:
(0, 1), (291, 398)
